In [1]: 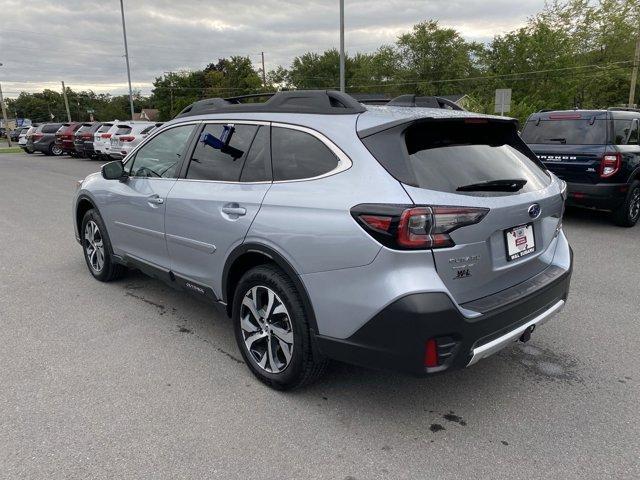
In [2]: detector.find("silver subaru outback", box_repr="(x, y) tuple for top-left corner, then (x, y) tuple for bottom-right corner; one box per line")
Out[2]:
(73, 91), (573, 390)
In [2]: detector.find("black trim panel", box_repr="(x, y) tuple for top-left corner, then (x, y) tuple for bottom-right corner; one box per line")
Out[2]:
(315, 255), (572, 375)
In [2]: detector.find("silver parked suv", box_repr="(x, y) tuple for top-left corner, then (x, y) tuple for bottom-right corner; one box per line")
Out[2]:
(73, 91), (573, 389)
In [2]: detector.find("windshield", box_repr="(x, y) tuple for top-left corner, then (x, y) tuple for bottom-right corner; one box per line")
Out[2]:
(521, 119), (608, 145)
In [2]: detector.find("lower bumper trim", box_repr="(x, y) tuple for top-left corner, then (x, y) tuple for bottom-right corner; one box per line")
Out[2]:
(466, 299), (564, 367)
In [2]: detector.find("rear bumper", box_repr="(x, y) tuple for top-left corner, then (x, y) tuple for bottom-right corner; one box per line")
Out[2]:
(566, 182), (627, 210)
(56, 140), (75, 152)
(315, 248), (573, 375)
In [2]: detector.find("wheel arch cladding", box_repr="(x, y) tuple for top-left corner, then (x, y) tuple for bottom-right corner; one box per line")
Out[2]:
(222, 243), (319, 335)
(76, 196), (97, 237)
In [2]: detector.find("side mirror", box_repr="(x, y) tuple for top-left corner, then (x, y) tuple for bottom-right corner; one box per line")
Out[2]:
(101, 160), (127, 180)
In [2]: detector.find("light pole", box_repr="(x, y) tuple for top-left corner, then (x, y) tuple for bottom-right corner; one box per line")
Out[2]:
(0, 63), (12, 147)
(339, 0), (345, 93)
(120, 0), (135, 120)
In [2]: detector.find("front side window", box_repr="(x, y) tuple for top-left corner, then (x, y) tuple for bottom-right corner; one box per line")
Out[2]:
(186, 124), (258, 181)
(126, 124), (195, 179)
(271, 127), (339, 181)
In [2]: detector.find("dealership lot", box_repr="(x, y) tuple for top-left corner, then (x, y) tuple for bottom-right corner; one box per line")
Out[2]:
(1, 153), (638, 479)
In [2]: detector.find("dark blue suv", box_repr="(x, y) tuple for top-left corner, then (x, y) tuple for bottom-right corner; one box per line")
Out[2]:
(522, 109), (640, 226)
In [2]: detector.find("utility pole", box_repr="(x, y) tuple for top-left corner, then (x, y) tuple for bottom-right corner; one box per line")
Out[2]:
(120, 0), (135, 120)
(0, 62), (11, 147)
(0, 84), (12, 147)
(261, 51), (267, 88)
(339, 0), (345, 93)
(61, 81), (71, 122)
(629, 33), (640, 108)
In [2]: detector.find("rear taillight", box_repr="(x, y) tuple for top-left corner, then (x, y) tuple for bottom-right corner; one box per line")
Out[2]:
(599, 153), (621, 178)
(101, 133), (112, 139)
(352, 204), (489, 250)
(119, 136), (135, 142)
(81, 133), (92, 139)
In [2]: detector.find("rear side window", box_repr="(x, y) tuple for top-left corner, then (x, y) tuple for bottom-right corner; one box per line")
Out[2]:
(271, 127), (339, 181)
(240, 126), (271, 182)
(521, 119), (607, 145)
(42, 124), (61, 133)
(363, 120), (551, 195)
(186, 124), (258, 181)
(613, 119), (639, 145)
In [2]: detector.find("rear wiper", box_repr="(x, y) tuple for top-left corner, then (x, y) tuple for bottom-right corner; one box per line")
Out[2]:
(457, 179), (528, 192)
(546, 137), (567, 144)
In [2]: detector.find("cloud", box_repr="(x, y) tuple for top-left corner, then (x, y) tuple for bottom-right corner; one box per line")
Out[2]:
(0, 0), (545, 97)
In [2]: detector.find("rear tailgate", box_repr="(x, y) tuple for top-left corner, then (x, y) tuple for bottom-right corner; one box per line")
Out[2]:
(403, 184), (563, 304)
(360, 117), (564, 305)
(529, 144), (607, 184)
(521, 113), (611, 184)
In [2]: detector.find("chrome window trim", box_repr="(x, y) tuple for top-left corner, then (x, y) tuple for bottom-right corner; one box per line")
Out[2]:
(122, 118), (352, 184)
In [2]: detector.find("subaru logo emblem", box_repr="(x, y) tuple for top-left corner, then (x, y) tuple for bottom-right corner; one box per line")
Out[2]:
(528, 203), (541, 219)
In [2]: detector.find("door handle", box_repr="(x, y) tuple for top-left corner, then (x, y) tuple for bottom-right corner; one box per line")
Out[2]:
(147, 195), (164, 205)
(222, 204), (247, 216)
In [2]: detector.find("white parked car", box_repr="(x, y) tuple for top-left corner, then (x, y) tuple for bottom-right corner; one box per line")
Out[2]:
(109, 122), (159, 160)
(93, 122), (116, 159)
(18, 126), (32, 147)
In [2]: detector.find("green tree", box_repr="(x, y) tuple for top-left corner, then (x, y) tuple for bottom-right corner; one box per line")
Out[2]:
(396, 21), (483, 95)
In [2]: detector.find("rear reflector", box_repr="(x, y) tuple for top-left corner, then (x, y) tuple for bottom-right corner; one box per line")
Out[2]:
(424, 339), (438, 367)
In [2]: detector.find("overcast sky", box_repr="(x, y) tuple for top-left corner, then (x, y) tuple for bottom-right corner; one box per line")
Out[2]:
(0, 0), (547, 98)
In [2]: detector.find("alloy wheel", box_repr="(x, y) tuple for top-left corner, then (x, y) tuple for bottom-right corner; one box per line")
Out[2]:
(84, 220), (105, 273)
(240, 285), (294, 373)
(52, 145), (63, 156)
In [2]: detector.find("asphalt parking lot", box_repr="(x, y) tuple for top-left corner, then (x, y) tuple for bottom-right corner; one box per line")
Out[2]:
(1, 152), (638, 479)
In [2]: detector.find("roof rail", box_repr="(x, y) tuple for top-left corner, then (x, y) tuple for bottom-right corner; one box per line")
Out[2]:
(175, 90), (367, 118)
(608, 107), (640, 113)
(386, 94), (466, 111)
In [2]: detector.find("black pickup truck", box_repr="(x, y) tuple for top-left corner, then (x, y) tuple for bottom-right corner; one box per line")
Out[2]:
(522, 109), (640, 227)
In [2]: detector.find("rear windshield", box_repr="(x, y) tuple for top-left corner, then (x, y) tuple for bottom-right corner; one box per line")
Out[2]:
(115, 126), (132, 135)
(362, 120), (551, 195)
(521, 119), (608, 145)
(97, 124), (112, 133)
(76, 125), (91, 134)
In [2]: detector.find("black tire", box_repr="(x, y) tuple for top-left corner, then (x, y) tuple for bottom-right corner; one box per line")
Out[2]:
(48, 143), (63, 156)
(232, 264), (328, 390)
(80, 209), (126, 282)
(612, 180), (640, 227)
(24, 149), (33, 154)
